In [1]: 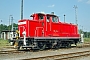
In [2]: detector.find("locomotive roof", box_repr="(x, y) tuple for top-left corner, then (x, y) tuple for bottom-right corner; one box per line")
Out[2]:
(31, 13), (58, 17)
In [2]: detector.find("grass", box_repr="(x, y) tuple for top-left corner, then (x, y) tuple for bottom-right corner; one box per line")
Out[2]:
(84, 38), (90, 43)
(0, 38), (10, 49)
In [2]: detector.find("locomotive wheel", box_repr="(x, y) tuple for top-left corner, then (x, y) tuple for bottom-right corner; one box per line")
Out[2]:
(53, 44), (59, 49)
(64, 42), (71, 48)
(67, 43), (71, 48)
(17, 41), (23, 50)
(38, 42), (46, 50)
(47, 44), (52, 49)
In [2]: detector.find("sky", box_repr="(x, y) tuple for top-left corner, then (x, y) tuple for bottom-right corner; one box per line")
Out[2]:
(0, 0), (90, 31)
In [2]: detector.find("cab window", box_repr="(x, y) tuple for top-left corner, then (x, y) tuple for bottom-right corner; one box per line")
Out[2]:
(39, 15), (44, 20)
(47, 16), (50, 22)
(52, 16), (58, 23)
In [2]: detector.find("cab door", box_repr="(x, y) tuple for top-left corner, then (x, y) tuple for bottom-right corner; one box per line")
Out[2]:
(46, 16), (52, 36)
(35, 15), (44, 37)
(19, 26), (25, 37)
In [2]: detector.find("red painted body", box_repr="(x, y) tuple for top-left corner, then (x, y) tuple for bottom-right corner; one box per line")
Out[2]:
(18, 13), (80, 39)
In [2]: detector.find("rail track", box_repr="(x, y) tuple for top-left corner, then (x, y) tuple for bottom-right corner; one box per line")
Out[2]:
(0, 50), (25, 54)
(21, 50), (90, 60)
(0, 43), (90, 54)
(0, 43), (90, 60)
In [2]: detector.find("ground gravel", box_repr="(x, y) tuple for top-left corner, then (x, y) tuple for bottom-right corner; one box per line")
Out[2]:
(0, 47), (90, 60)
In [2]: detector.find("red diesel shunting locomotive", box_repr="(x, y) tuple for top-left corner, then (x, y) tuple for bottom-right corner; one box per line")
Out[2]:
(17, 12), (81, 50)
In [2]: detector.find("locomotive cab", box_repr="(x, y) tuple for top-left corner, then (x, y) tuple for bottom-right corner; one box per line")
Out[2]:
(31, 13), (45, 21)
(31, 13), (59, 22)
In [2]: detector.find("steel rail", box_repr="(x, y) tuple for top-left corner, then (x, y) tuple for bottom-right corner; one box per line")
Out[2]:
(21, 50), (90, 60)
(0, 50), (24, 54)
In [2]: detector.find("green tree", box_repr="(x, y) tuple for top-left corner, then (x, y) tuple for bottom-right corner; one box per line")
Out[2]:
(83, 31), (90, 38)
(79, 29), (83, 34)
(0, 23), (18, 32)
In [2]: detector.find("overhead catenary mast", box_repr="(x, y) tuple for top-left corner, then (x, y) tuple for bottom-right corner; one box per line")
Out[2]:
(73, 5), (78, 25)
(21, 0), (23, 20)
(11, 16), (13, 31)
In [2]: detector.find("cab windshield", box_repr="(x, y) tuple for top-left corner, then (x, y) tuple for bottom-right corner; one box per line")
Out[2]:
(52, 16), (58, 23)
